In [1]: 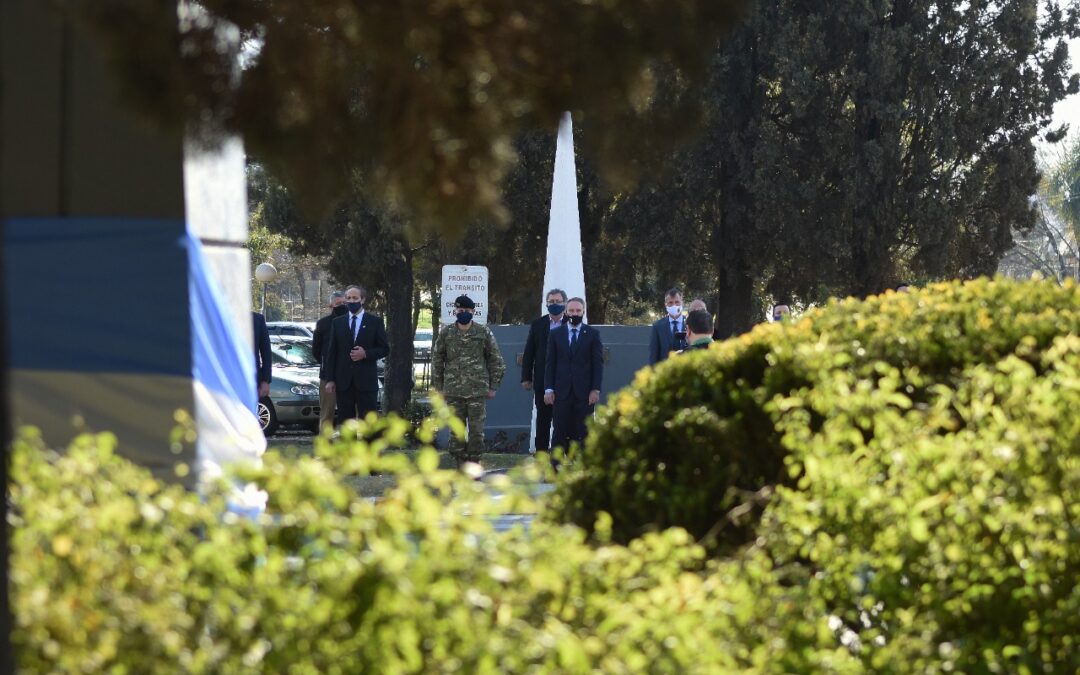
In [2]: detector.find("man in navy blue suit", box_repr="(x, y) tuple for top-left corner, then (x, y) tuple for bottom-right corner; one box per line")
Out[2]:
(543, 297), (603, 454)
(520, 288), (568, 452)
(253, 311), (273, 400)
(648, 287), (687, 364)
(324, 285), (390, 423)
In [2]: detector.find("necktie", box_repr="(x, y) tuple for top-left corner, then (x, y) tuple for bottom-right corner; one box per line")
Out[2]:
(571, 327), (579, 351)
(350, 315), (357, 343)
(671, 319), (679, 338)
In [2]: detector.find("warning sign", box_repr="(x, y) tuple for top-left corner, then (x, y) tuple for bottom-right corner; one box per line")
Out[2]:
(441, 265), (490, 324)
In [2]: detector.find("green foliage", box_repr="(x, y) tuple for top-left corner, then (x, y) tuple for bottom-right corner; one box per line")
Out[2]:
(10, 409), (784, 673)
(549, 278), (1080, 552)
(758, 334), (1080, 671)
(547, 276), (1080, 668)
(582, 0), (1080, 329)
(246, 208), (292, 269)
(11, 278), (1080, 672)
(245, 210), (295, 312)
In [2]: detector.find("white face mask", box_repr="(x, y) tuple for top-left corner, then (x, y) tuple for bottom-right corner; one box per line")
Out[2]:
(666, 305), (682, 317)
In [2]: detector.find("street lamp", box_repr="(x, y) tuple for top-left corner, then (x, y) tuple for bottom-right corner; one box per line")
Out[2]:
(254, 263), (278, 314)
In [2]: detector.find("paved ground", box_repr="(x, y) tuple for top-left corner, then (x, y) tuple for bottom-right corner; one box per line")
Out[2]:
(266, 427), (535, 498)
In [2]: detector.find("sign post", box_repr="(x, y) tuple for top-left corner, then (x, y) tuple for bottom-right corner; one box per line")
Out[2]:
(441, 265), (490, 324)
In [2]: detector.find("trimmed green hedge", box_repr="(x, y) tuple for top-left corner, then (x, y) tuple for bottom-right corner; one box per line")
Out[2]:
(753, 334), (1080, 670)
(547, 278), (1080, 552)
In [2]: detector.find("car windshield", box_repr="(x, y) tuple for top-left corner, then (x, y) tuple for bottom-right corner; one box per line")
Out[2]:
(415, 331), (433, 341)
(272, 341), (318, 366)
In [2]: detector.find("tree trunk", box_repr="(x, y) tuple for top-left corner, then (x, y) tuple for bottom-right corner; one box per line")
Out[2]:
(710, 26), (760, 341)
(430, 287), (440, 343)
(383, 250), (415, 416)
(411, 286), (421, 334)
(849, 7), (909, 299)
(589, 296), (607, 325)
(714, 271), (755, 339)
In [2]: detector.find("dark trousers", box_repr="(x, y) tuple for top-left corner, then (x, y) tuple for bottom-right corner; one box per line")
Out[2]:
(335, 387), (378, 424)
(552, 394), (592, 451)
(534, 390), (554, 450)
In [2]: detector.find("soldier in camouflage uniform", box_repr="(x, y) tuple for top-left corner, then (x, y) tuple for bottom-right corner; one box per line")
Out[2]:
(432, 295), (506, 465)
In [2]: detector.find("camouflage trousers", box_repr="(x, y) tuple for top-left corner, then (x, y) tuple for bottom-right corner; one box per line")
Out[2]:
(445, 395), (487, 463)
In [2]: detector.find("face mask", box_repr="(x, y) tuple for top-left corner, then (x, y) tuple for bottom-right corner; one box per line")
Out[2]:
(666, 305), (682, 317)
(332, 305), (348, 316)
(547, 303), (565, 316)
(346, 301), (363, 313)
(456, 311), (473, 325)
(567, 315), (583, 326)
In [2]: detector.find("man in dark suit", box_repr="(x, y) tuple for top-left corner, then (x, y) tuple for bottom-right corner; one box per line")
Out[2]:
(324, 285), (389, 423)
(648, 286), (687, 365)
(544, 297), (603, 454)
(312, 290), (346, 431)
(521, 288), (567, 452)
(253, 311), (272, 400)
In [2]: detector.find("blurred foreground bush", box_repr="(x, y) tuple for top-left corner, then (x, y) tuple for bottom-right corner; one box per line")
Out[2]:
(11, 408), (840, 673)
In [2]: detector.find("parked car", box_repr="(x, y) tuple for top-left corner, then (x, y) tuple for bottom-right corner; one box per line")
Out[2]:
(271, 335), (320, 370)
(259, 343), (321, 435)
(413, 329), (433, 360)
(266, 321), (316, 338)
(265, 336), (383, 427)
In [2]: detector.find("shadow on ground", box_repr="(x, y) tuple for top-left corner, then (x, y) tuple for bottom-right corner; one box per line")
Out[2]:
(266, 430), (534, 499)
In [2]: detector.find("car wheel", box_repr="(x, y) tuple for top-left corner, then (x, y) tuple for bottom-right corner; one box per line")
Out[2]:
(258, 397), (279, 436)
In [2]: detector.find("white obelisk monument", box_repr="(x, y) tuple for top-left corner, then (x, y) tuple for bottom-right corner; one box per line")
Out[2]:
(542, 112), (587, 316)
(532, 112), (586, 452)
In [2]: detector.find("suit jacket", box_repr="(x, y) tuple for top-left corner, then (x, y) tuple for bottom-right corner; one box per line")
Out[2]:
(545, 323), (603, 401)
(521, 314), (565, 389)
(312, 309), (344, 377)
(648, 315), (686, 365)
(324, 311), (389, 392)
(253, 312), (272, 385)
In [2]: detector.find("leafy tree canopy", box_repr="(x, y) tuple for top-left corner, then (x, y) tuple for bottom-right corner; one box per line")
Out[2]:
(69, 0), (747, 232)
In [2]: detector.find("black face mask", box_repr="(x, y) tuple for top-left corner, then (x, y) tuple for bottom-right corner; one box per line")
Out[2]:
(567, 315), (583, 326)
(332, 305), (348, 316)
